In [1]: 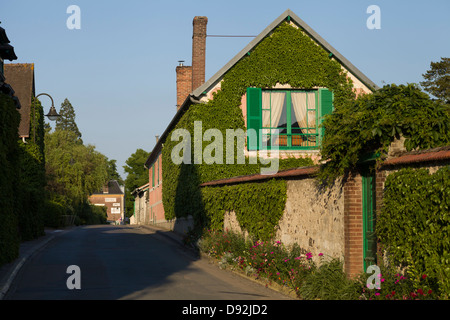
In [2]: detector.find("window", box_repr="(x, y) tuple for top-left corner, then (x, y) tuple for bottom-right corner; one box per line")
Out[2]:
(246, 87), (333, 150)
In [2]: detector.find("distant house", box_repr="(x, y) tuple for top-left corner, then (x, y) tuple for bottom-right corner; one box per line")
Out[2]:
(89, 180), (125, 224)
(130, 183), (149, 225)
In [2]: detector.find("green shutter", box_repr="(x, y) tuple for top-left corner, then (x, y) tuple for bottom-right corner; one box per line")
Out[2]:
(319, 88), (333, 143)
(246, 87), (262, 150)
(152, 164), (155, 187)
(362, 166), (377, 270)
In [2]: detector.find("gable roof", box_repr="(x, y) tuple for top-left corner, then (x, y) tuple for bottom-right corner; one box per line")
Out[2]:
(91, 180), (124, 195)
(192, 9), (379, 99)
(4, 63), (35, 137)
(144, 9), (378, 168)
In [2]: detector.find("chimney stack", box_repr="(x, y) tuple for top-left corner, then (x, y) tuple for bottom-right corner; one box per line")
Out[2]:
(192, 16), (208, 91)
(176, 61), (192, 110)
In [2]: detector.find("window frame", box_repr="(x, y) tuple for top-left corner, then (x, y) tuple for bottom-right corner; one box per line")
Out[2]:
(261, 89), (319, 150)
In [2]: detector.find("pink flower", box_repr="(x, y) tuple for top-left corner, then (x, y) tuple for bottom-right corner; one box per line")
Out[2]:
(318, 253), (323, 256)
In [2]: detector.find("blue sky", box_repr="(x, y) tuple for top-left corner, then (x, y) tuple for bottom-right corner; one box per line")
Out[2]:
(2, 0), (449, 179)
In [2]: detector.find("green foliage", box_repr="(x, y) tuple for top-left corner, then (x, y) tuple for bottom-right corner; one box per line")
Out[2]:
(45, 129), (109, 215)
(201, 180), (287, 240)
(420, 57), (450, 104)
(319, 84), (450, 184)
(123, 148), (150, 217)
(17, 98), (46, 240)
(162, 21), (351, 237)
(377, 166), (450, 298)
(299, 258), (361, 300)
(198, 229), (360, 299)
(76, 201), (107, 225)
(0, 93), (21, 265)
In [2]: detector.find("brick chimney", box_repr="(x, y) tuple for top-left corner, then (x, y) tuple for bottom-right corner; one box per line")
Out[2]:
(191, 16), (208, 91)
(176, 61), (192, 110)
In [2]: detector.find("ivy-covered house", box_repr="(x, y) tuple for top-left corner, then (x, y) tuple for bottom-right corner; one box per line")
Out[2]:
(143, 9), (379, 272)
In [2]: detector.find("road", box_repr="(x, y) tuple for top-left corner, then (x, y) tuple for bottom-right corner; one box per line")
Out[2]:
(5, 225), (292, 300)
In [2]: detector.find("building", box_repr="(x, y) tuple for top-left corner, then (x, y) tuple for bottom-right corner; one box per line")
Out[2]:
(141, 9), (387, 276)
(89, 180), (125, 224)
(130, 183), (149, 225)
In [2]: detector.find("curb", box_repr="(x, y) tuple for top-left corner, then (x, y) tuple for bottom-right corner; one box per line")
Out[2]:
(0, 228), (74, 300)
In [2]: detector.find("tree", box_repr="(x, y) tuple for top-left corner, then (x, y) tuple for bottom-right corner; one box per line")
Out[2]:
(106, 159), (124, 185)
(55, 98), (82, 142)
(45, 129), (108, 210)
(123, 148), (150, 217)
(420, 57), (450, 104)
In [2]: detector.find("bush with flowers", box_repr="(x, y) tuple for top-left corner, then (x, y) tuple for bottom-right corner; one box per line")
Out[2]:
(197, 228), (446, 300)
(198, 229), (359, 299)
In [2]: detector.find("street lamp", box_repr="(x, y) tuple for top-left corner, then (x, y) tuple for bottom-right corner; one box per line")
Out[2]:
(36, 93), (60, 121)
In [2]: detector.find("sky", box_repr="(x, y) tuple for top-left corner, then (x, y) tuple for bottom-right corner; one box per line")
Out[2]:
(2, 0), (449, 180)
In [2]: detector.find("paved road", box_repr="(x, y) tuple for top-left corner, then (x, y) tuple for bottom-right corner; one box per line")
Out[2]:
(5, 225), (292, 300)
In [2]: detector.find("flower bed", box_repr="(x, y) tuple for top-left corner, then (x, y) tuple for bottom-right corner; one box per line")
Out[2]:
(197, 229), (443, 300)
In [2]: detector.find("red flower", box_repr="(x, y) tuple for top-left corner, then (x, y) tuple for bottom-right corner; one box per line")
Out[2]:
(428, 289), (432, 294)
(417, 288), (424, 295)
(422, 274), (427, 280)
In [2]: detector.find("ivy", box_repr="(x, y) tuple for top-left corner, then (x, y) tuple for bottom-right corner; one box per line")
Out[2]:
(162, 21), (355, 239)
(0, 93), (21, 265)
(319, 83), (450, 185)
(377, 166), (450, 298)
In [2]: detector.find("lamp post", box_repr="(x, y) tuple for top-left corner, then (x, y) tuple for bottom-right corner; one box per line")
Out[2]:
(36, 93), (60, 121)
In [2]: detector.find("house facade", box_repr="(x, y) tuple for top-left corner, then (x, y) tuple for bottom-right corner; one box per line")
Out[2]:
(89, 180), (125, 224)
(143, 10), (385, 276)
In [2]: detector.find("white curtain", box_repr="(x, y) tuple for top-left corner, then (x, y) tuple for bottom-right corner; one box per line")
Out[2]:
(291, 92), (308, 129)
(291, 92), (316, 130)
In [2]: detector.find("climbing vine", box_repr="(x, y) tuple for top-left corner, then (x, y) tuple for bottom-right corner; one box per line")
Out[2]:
(378, 166), (450, 298)
(0, 93), (21, 265)
(319, 83), (450, 185)
(162, 21), (357, 239)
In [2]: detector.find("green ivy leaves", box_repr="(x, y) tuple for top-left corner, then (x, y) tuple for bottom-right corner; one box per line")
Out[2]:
(319, 84), (450, 185)
(377, 166), (450, 297)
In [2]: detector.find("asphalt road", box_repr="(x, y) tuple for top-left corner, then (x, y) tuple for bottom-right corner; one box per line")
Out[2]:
(5, 225), (292, 300)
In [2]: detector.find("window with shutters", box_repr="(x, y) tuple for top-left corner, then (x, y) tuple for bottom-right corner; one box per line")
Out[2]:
(246, 87), (333, 150)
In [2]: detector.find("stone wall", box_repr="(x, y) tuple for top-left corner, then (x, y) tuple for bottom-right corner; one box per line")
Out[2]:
(223, 176), (346, 262)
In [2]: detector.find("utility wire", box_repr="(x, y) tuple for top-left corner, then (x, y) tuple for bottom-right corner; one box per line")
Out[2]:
(207, 35), (256, 37)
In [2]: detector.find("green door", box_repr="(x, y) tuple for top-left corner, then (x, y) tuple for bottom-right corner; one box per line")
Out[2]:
(362, 166), (377, 270)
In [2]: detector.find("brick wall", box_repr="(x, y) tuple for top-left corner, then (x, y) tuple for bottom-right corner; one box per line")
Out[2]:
(176, 65), (192, 110)
(343, 171), (364, 278)
(192, 16), (207, 91)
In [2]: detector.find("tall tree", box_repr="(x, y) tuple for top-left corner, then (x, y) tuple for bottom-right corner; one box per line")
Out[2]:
(123, 148), (150, 217)
(45, 129), (108, 208)
(55, 98), (83, 142)
(421, 57), (450, 104)
(106, 159), (124, 185)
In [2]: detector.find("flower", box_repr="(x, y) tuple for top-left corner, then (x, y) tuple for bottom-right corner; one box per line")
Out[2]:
(422, 274), (427, 280)
(318, 253), (323, 256)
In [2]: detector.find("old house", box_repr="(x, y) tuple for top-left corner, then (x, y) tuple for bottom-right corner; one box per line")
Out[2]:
(143, 9), (386, 275)
(89, 180), (125, 224)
